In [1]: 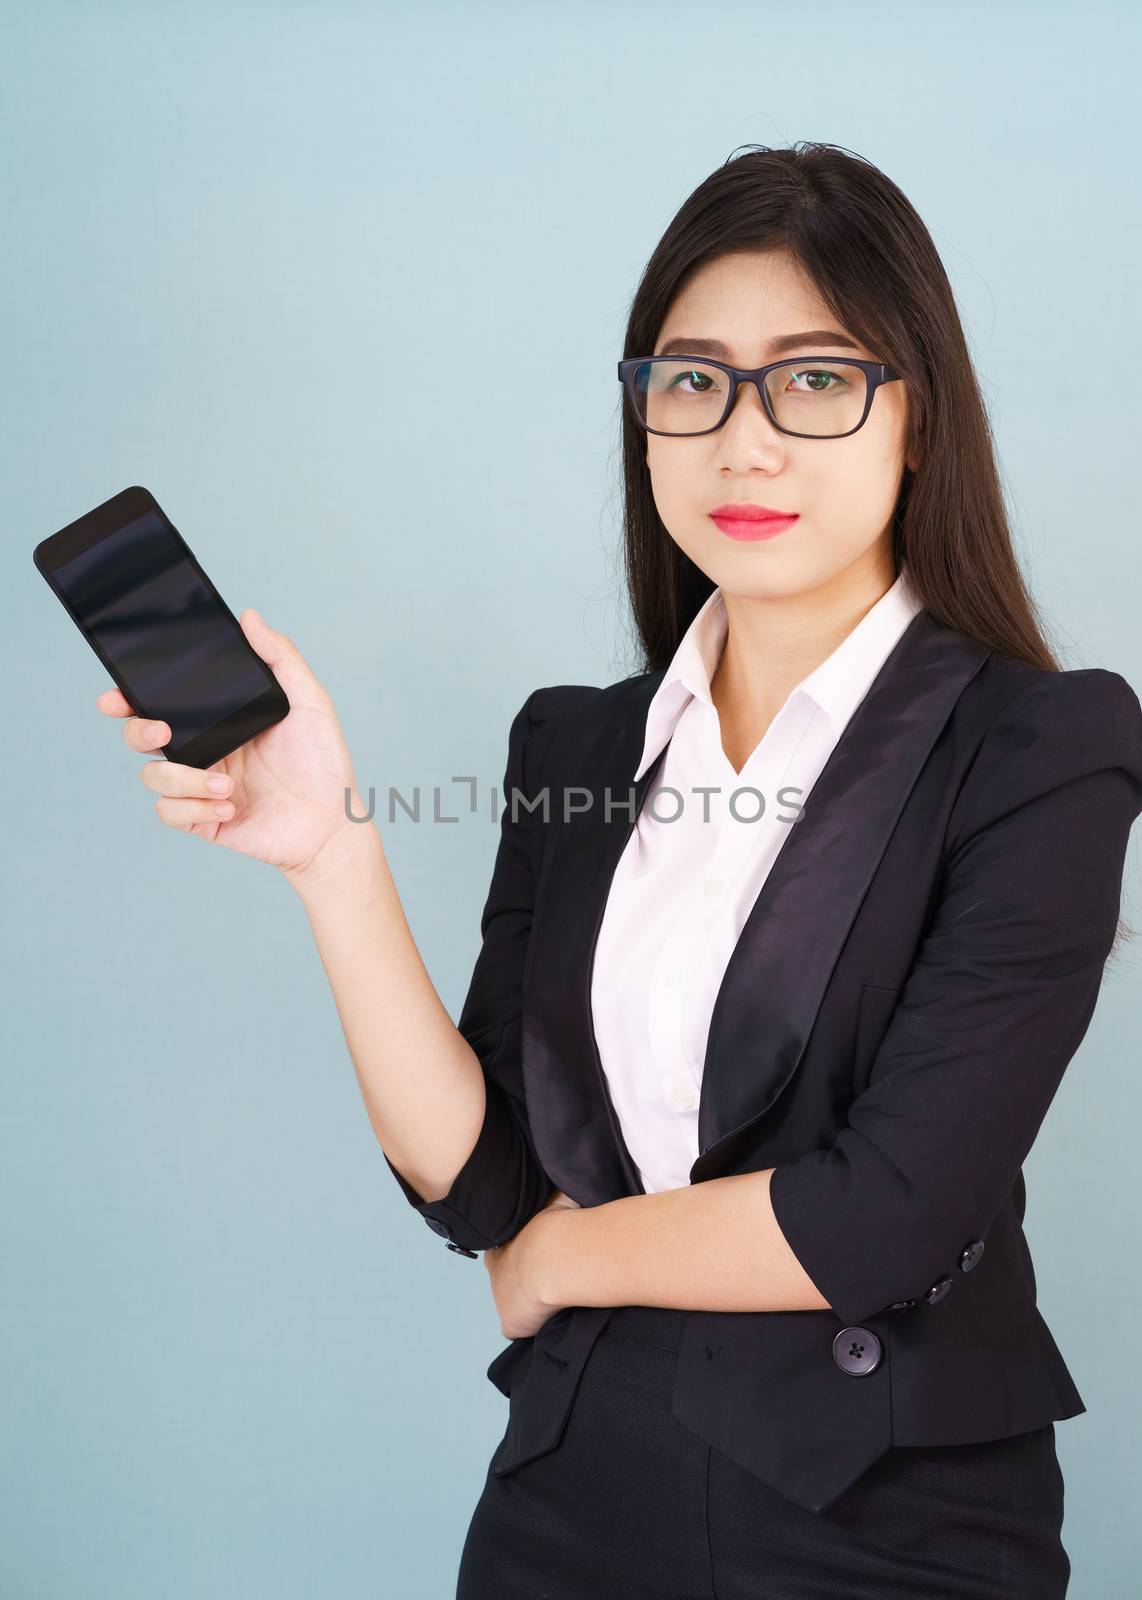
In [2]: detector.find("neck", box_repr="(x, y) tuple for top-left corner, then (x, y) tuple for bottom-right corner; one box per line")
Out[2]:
(710, 552), (898, 764)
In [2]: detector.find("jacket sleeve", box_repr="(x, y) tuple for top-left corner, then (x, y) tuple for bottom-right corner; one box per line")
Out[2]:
(768, 667), (1142, 1327)
(381, 686), (569, 1255)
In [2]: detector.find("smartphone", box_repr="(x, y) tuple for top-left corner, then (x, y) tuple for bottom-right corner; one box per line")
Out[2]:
(33, 485), (290, 768)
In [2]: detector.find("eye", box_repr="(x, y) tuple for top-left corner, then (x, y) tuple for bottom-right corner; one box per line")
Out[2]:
(786, 368), (849, 393)
(666, 369), (718, 395)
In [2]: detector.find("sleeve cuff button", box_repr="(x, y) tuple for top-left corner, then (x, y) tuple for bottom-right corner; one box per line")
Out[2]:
(959, 1239), (985, 1272)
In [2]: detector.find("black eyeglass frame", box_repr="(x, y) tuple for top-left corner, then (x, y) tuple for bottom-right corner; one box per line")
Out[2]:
(616, 355), (903, 440)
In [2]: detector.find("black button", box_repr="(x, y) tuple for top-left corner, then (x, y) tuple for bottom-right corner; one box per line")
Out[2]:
(445, 1241), (478, 1258)
(423, 1216), (453, 1240)
(888, 1298), (919, 1312)
(924, 1276), (954, 1305)
(832, 1326), (882, 1376)
(959, 1239), (985, 1272)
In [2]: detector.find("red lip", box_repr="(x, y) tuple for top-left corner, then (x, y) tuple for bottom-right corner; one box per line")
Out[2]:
(708, 503), (796, 519)
(709, 504), (800, 542)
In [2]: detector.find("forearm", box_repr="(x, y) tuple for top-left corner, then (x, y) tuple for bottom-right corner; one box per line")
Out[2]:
(536, 1169), (831, 1314)
(285, 821), (485, 1203)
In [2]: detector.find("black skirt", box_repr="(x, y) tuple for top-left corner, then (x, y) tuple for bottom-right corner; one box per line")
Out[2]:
(456, 1303), (1071, 1599)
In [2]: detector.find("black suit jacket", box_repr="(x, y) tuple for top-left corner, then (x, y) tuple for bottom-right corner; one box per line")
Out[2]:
(384, 606), (1142, 1514)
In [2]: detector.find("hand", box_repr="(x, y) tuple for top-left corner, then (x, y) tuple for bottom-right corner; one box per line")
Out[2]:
(482, 1188), (580, 1339)
(97, 608), (371, 881)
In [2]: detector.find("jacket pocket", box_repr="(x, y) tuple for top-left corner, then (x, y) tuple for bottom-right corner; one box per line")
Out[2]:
(852, 983), (902, 1096)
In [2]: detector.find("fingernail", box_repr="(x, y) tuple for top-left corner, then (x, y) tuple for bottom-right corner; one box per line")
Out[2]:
(148, 723), (166, 741)
(207, 776), (230, 795)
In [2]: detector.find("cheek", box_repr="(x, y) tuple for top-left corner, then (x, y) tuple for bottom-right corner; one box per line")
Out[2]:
(646, 442), (703, 519)
(811, 436), (898, 509)
(648, 472), (705, 562)
(646, 450), (682, 522)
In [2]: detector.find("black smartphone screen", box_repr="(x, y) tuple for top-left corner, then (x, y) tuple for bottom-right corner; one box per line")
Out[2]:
(34, 486), (290, 768)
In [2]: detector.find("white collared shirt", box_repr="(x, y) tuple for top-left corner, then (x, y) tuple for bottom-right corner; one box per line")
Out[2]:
(589, 567), (925, 1193)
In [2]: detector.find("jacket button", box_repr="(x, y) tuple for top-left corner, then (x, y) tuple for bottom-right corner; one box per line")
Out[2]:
(888, 1298), (919, 1312)
(832, 1326), (882, 1376)
(925, 1276), (954, 1305)
(423, 1217), (453, 1240)
(445, 1241), (478, 1258)
(959, 1239), (985, 1272)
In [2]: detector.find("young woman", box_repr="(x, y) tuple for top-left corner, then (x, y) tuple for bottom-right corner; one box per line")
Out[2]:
(101, 145), (1141, 1597)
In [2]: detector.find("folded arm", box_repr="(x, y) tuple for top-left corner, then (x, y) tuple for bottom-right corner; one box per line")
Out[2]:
(533, 670), (1142, 1321)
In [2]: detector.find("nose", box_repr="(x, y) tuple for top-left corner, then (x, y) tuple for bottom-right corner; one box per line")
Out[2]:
(737, 379), (766, 407)
(717, 378), (784, 456)
(724, 378), (775, 430)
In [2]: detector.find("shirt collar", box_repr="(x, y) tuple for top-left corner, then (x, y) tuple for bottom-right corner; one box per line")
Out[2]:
(633, 565), (925, 782)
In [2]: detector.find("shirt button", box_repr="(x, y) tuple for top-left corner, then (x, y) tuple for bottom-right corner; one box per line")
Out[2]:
(658, 969), (681, 990)
(669, 1084), (697, 1110)
(701, 877), (726, 898)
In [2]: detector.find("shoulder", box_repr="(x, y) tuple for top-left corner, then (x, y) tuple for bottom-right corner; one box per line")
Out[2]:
(948, 657), (1142, 848)
(954, 643), (1139, 727)
(523, 672), (655, 726)
(969, 656), (1142, 759)
(515, 671), (657, 779)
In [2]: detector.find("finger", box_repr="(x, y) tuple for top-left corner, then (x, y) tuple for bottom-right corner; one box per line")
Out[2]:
(123, 715), (171, 752)
(95, 687), (169, 749)
(238, 607), (327, 708)
(96, 686), (134, 717)
(239, 607), (295, 668)
(155, 793), (235, 829)
(140, 760), (233, 801)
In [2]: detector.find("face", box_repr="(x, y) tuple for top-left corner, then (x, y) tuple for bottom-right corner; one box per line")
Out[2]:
(645, 248), (917, 603)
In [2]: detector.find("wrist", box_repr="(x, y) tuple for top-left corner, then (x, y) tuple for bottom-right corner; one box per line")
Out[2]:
(284, 818), (386, 902)
(530, 1204), (579, 1312)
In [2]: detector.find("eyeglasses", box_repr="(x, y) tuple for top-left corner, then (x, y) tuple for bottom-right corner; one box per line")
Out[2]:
(616, 355), (902, 439)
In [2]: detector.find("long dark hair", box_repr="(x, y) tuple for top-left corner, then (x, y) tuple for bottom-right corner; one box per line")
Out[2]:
(614, 140), (1133, 960)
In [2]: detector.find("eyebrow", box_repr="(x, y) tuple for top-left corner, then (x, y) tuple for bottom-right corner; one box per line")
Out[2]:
(655, 330), (863, 359)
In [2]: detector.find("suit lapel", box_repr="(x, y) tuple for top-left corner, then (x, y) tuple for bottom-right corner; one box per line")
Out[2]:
(521, 608), (991, 1207)
(520, 673), (667, 1206)
(693, 608), (989, 1173)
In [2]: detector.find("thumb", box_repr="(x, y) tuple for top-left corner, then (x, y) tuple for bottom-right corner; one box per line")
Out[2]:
(239, 607), (325, 704)
(240, 607), (293, 666)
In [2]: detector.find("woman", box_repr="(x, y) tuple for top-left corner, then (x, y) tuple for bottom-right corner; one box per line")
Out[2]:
(100, 145), (1141, 1596)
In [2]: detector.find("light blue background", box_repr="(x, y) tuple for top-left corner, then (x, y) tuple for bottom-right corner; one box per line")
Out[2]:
(3, 3), (1140, 1595)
